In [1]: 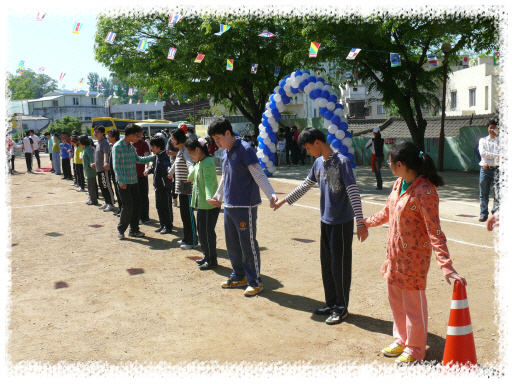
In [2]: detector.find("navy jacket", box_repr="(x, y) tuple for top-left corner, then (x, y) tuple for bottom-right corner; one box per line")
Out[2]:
(147, 150), (173, 190)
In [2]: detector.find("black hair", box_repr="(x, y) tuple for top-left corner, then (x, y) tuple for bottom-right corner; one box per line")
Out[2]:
(171, 128), (187, 144)
(185, 138), (210, 157)
(71, 135), (79, 142)
(374, 131), (382, 140)
(488, 119), (498, 127)
(149, 136), (166, 150)
(284, 126), (290, 133)
(298, 127), (326, 147)
(53, 133), (59, 138)
(94, 126), (105, 134)
(89, 138), (95, 147)
(125, 123), (142, 136)
(278, 134), (284, 138)
(25, 131), (30, 137)
(108, 128), (120, 141)
(44, 132), (50, 136)
(389, 141), (444, 187)
(29, 129), (34, 134)
(60, 131), (68, 136)
(207, 117), (234, 137)
(291, 126), (297, 130)
(79, 135), (90, 146)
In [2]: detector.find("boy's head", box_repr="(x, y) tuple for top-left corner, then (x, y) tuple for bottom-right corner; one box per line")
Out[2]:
(278, 134), (284, 140)
(125, 124), (143, 142)
(79, 135), (89, 147)
(150, 136), (165, 154)
(108, 128), (120, 144)
(207, 117), (235, 149)
(44, 133), (50, 139)
(53, 133), (59, 140)
(291, 126), (297, 132)
(298, 128), (327, 158)
(94, 126), (105, 139)
(71, 136), (79, 146)
(25, 131), (30, 137)
(29, 129), (34, 135)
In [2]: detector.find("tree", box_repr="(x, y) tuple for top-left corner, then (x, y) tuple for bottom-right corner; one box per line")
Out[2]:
(307, 11), (498, 149)
(94, 12), (307, 128)
(87, 72), (100, 91)
(7, 69), (57, 99)
(46, 116), (84, 136)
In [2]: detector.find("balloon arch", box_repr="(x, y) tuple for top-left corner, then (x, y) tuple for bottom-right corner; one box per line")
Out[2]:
(256, 70), (356, 175)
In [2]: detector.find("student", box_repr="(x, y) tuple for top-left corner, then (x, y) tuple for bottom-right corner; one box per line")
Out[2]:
(365, 127), (385, 190)
(51, 134), (61, 175)
(6, 133), (21, 174)
(168, 129), (197, 249)
(276, 134), (286, 166)
(273, 128), (368, 323)
(132, 129), (152, 223)
(93, 126), (116, 212)
(60, 131), (73, 180)
(60, 138), (72, 180)
(72, 136), (85, 192)
(208, 117), (277, 296)
(46, 133), (55, 172)
(145, 136), (174, 234)
(363, 141), (466, 365)
(29, 130), (42, 169)
(22, 131), (35, 173)
(107, 129), (123, 217)
(80, 135), (98, 205)
(185, 138), (220, 270)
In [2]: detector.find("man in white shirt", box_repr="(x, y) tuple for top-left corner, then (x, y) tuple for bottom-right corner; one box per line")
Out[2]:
(22, 131), (35, 173)
(29, 130), (42, 169)
(478, 119), (500, 222)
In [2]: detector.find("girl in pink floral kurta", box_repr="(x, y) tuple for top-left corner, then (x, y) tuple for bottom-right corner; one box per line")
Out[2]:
(364, 141), (466, 365)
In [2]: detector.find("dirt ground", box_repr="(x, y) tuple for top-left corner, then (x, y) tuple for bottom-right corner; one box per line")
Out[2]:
(6, 154), (501, 369)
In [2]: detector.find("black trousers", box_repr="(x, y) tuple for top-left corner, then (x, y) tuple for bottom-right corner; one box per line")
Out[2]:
(24, 153), (32, 171)
(155, 189), (173, 229)
(320, 219), (354, 313)
(110, 169), (123, 210)
(62, 158), (72, 179)
(97, 170), (115, 206)
(11, 155), (15, 172)
(138, 176), (150, 220)
(75, 164), (85, 189)
(73, 163), (77, 184)
(49, 153), (53, 170)
(179, 194), (197, 245)
(33, 150), (41, 168)
(118, 183), (141, 234)
(197, 208), (220, 263)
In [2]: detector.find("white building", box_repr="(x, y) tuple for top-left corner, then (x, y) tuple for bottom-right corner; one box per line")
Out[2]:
(110, 101), (166, 120)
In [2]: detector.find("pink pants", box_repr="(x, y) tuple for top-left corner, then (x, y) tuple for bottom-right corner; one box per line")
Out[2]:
(387, 283), (428, 361)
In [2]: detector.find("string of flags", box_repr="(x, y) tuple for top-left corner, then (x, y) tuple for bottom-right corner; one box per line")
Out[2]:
(346, 48), (361, 60)
(258, 30), (276, 37)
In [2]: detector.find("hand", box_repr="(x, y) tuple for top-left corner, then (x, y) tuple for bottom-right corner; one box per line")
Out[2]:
(120, 184), (127, 189)
(362, 218), (371, 228)
(487, 213), (499, 231)
(207, 198), (222, 208)
(445, 272), (467, 286)
(482, 163), (489, 170)
(91, 164), (96, 169)
(167, 174), (173, 179)
(143, 170), (149, 177)
(269, 194), (278, 207)
(272, 199), (286, 211)
(357, 224), (369, 242)
(104, 164), (110, 170)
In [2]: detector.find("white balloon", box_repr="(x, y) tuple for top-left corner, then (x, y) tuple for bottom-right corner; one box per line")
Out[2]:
(314, 98), (322, 107)
(274, 94), (282, 103)
(315, 82), (324, 89)
(290, 72), (296, 79)
(324, 119), (332, 128)
(262, 155), (269, 163)
(257, 150), (264, 158)
(339, 116), (347, 124)
(326, 102), (336, 111)
(330, 144), (336, 151)
(263, 137), (271, 145)
(333, 108), (344, 117)
(258, 124), (265, 132)
(265, 109), (273, 118)
(285, 89), (294, 98)
(268, 142), (276, 152)
(284, 84), (291, 92)
(318, 98), (328, 108)
(285, 77), (293, 86)
(342, 137), (353, 147)
(265, 102), (270, 110)
(335, 130), (346, 140)
(291, 80), (300, 88)
(270, 120), (278, 129)
(268, 116), (276, 125)
(348, 146), (355, 154)
(265, 160), (273, 167)
(276, 103), (285, 112)
(274, 86), (280, 94)
(328, 125), (338, 134)
(268, 166), (276, 174)
(260, 131), (268, 138)
(322, 85), (333, 92)
(272, 125), (279, 133)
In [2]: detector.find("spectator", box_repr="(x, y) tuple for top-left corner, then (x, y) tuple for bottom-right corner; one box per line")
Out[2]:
(365, 127), (385, 190)
(51, 134), (61, 175)
(276, 134), (286, 166)
(6, 132), (21, 175)
(22, 131), (35, 173)
(187, 127), (198, 140)
(60, 138), (72, 180)
(29, 130), (42, 169)
(80, 135), (98, 206)
(46, 133), (55, 173)
(478, 119), (500, 222)
(207, 136), (219, 156)
(132, 129), (152, 224)
(71, 136), (85, 192)
(292, 126), (305, 166)
(283, 126), (294, 167)
(107, 129), (123, 217)
(93, 126), (116, 212)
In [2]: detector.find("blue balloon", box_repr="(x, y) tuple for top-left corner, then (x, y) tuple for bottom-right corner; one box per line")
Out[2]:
(269, 101), (277, 110)
(324, 110), (334, 120)
(328, 95), (338, 103)
(309, 90), (317, 100)
(263, 147), (271, 156)
(321, 90), (330, 99)
(262, 112), (268, 120)
(281, 95), (291, 104)
(270, 94), (275, 102)
(268, 153), (275, 161)
(308, 75), (316, 83)
(316, 77), (325, 83)
(258, 143), (265, 149)
(303, 70), (310, 75)
(284, 75), (290, 80)
(265, 126), (273, 134)
(298, 81), (306, 92)
(278, 87), (287, 96)
(351, 161), (356, 169)
(331, 139), (342, 148)
(331, 115), (341, 126)
(268, 132), (277, 142)
(262, 119), (270, 128)
(280, 80), (286, 88)
(327, 133), (336, 144)
(335, 103), (344, 110)
(271, 108), (280, 117)
(315, 89), (323, 99)
(338, 122), (349, 131)
(346, 153), (354, 162)
(295, 70), (303, 77)
(290, 86), (299, 94)
(264, 169), (273, 177)
(345, 131), (352, 139)
(258, 137), (264, 143)
(320, 107), (327, 116)
(339, 145), (349, 155)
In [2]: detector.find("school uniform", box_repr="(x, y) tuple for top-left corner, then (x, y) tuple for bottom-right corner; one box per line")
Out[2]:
(147, 150), (174, 231)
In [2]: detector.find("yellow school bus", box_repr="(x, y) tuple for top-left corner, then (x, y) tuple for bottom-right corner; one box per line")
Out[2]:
(91, 117), (169, 135)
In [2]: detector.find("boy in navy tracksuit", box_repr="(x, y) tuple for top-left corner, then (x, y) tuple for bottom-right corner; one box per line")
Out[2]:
(208, 117), (277, 297)
(145, 137), (174, 234)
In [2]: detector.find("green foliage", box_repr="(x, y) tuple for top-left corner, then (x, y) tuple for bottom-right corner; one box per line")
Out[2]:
(46, 116), (84, 136)
(7, 69), (57, 99)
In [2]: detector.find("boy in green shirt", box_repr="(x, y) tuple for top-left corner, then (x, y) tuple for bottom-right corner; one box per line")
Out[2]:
(51, 134), (61, 175)
(80, 135), (98, 205)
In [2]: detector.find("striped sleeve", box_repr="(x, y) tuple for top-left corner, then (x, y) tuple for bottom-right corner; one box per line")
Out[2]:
(248, 163), (276, 201)
(346, 183), (365, 226)
(284, 177), (316, 205)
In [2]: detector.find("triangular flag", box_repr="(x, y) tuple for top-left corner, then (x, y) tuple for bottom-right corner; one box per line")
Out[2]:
(259, 30), (276, 37)
(155, 100), (158, 106)
(346, 48), (361, 60)
(36, 11), (46, 21)
(85, 90), (90, 96)
(137, 39), (148, 52)
(73, 88), (79, 93)
(427, 54), (439, 67)
(251, 64), (258, 74)
(137, 99), (141, 104)
(72, 22), (83, 34)
(390, 53), (401, 67)
(129, 98), (132, 104)
(226, 59), (234, 71)
(60, 85), (65, 90)
(128, 88), (133, 96)
(96, 93), (101, 98)
(336, 70), (341, 80)
(141, 90), (147, 93)
(168, 47), (177, 60)
(274, 67), (281, 77)
(59, 73), (65, 81)
(214, 24), (231, 36)
(38, 67), (46, 72)
(169, 13), (182, 27)
(108, 95), (112, 100)
(309, 42), (321, 58)
(105, 32), (116, 44)
(78, 78), (84, 85)
(145, 100), (148, 104)
(97, 81), (102, 88)
(195, 54), (205, 63)
(158, 92), (162, 98)
(18, 60), (25, 70)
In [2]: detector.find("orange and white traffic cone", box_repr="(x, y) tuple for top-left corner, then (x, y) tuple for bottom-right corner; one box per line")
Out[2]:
(442, 280), (477, 370)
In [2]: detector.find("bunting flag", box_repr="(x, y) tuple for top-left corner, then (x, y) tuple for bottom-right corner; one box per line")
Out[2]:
(78, 78), (84, 85)
(108, 95), (112, 100)
(141, 89), (147, 93)
(214, 24), (231, 36)
(137, 99), (141, 104)
(155, 100), (158, 106)
(195, 53), (205, 63)
(168, 13), (183, 27)
(45, 81), (53, 86)
(158, 91), (162, 98)
(177, 100), (180, 105)
(73, 88), (79, 93)
(145, 100), (148, 104)
(309, 42), (321, 58)
(60, 85), (65, 90)
(113, 85), (118, 91)
(427, 54), (439, 67)
(171, 101), (174, 105)
(183, 94), (187, 100)
(97, 81), (102, 88)
(59, 73), (65, 81)
(226, 59), (234, 71)
(85, 90), (90, 96)
(336, 70), (341, 80)
(207, 93), (210, 98)
(137, 39), (148, 52)
(274, 67), (281, 77)
(163, 101), (166, 106)
(316, 71), (321, 76)
(128, 88), (133, 96)
(494, 52), (500, 66)
(105, 32), (116, 44)
(36, 11), (46, 21)
(72, 22), (83, 34)
(168, 47), (177, 60)
(346, 48), (361, 60)
(96, 93), (101, 98)
(129, 98), (132, 104)
(195, 94), (198, 99)
(390, 53), (401, 67)
(18, 60), (25, 70)
(38, 67), (46, 72)
(251, 63), (258, 74)
(259, 30), (275, 37)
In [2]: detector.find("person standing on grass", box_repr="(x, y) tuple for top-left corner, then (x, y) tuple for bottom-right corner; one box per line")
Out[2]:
(80, 135), (98, 205)
(365, 127), (385, 190)
(92, 126), (116, 212)
(208, 117), (277, 297)
(107, 129), (123, 217)
(363, 140), (466, 365)
(273, 128), (368, 324)
(112, 124), (155, 239)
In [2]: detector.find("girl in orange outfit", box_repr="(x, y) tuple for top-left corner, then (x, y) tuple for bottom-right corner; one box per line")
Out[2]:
(363, 141), (467, 365)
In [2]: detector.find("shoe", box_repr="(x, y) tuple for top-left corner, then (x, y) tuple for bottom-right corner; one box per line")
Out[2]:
(50, 170), (55, 173)
(61, 177), (67, 179)
(221, 277), (248, 289)
(479, 215), (488, 222)
(195, 257), (207, 265)
(98, 203), (107, 209)
(376, 187), (383, 190)
(112, 208), (120, 214)
(155, 226), (164, 232)
(76, 187), (84, 192)
(160, 227), (172, 234)
(103, 204), (114, 212)
(325, 308), (349, 325)
(129, 231), (145, 238)
(382, 342), (406, 357)
(118, 231), (125, 239)
(199, 261), (219, 270)
(70, 183), (76, 186)
(244, 283), (264, 297)
(313, 306), (334, 315)
(177, 240), (184, 245)
(395, 352), (417, 365)
(180, 243), (198, 250)
(115, 213), (121, 217)
(86, 201), (99, 206)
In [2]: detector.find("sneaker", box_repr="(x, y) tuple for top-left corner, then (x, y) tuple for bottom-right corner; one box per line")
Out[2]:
(86, 201), (99, 206)
(155, 226), (164, 233)
(70, 183), (76, 186)
(478, 215), (488, 222)
(112, 208), (120, 215)
(76, 187), (84, 192)
(313, 306), (334, 315)
(195, 257), (207, 265)
(244, 283), (264, 297)
(382, 342), (406, 357)
(395, 352), (417, 365)
(160, 227), (172, 234)
(118, 231), (125, 239)
(221, 277), (248, 289)
(103, 204), (114, 212)
(180, 243), (198, 250)
(177, 240), (184, 245)
(129, 231), (145, 238)
(325, 308), (349, 325)
(199, 261), (219, 270)
(98, 203), (107, 209)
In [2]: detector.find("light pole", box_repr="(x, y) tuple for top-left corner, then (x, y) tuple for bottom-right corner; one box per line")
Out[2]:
(438, 43), (451, 172)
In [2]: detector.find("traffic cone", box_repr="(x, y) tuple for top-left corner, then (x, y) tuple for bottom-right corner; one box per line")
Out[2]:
(442, 280), (477, 370)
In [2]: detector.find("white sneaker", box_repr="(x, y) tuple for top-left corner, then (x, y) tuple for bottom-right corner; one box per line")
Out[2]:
(98, 203), (107, 209)
(103, 204), (114, 212)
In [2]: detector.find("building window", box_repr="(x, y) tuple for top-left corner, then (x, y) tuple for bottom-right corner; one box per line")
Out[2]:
(148, 110), (160, 119)
(111, 113), (122, 118)
(52, 100), (58, 107)
(72, 97), (79, 106)
(136, 111), (143, 120)
(450, 91), (457, 110)
(91, 98), (97, 106)
(377, 105), (386, 115)
(124, 112), (134, 119)
(353, 88), (358, 92)
(144, 111), (149, 120)
(469, 88), (476, 107)
(84, 116), (91, 121)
